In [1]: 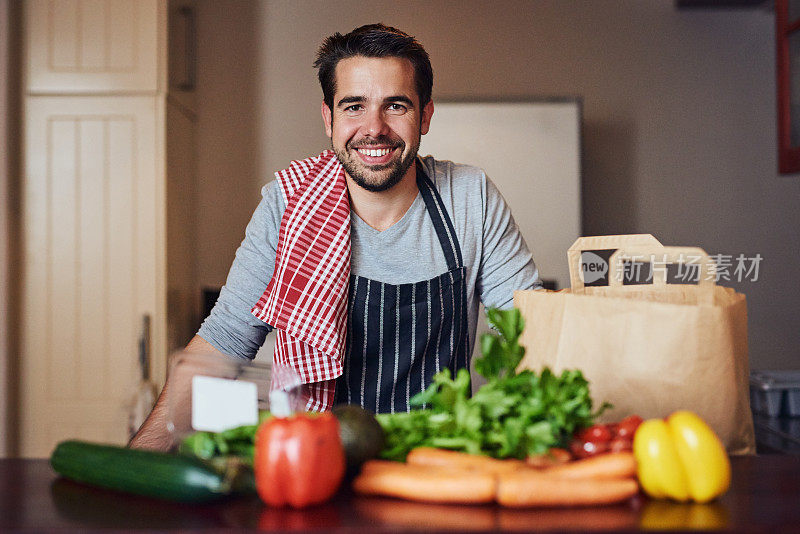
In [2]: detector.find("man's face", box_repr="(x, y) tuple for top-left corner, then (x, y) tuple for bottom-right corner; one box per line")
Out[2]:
(322, 56), (434, 192)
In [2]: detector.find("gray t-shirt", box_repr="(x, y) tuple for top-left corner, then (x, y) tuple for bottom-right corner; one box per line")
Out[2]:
(198, 155), (542, 360)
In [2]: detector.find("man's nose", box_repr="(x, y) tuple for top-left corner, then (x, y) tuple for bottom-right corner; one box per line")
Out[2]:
(361, 109), (390, 138)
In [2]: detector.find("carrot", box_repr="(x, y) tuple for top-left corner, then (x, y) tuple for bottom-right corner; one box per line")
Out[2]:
(496, 472), (639, 507)
(356, 453), (638, 507)
(405, 447), (526, 475)
(353, 462), (496, 504)
(359, 459), (479, 478)
(541, 452), (636, 480)
(359, 459), (416, 474)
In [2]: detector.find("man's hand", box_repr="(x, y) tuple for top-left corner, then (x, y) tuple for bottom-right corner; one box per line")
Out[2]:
(128, 335), (224, 451)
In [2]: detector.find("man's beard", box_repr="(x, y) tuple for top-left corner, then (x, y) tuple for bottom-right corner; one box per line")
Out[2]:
(333, 135), (420, 193)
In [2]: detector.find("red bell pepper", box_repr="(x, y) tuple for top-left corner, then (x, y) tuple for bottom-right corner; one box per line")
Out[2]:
(254, 412), (345, 508)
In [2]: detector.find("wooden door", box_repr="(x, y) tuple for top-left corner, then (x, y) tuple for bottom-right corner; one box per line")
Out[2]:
(21, 96), (164, 457)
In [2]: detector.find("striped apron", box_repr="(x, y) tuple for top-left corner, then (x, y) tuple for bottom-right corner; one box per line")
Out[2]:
(334, 163), (470, 413)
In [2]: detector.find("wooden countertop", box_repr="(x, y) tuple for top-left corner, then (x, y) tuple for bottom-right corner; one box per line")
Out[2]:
(1, 455), (799, 531)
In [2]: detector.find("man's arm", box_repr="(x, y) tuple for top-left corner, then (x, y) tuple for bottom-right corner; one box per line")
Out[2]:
(128, 182), (284, 450)
(478, 174), (542, 309)
(128, 335), (222, 451)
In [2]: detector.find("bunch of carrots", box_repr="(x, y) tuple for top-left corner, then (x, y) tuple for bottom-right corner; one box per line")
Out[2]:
(353, 447), (638, 507)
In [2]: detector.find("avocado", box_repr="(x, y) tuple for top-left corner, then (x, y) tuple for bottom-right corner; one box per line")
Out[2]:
(332, 404), (386, 475)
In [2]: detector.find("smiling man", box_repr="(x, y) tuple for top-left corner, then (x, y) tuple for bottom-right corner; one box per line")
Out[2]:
(130, 24), (541, 451)
(323, 55), (431, 195)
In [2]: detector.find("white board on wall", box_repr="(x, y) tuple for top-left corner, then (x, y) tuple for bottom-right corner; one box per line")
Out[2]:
(420, 100), (582, 290)
(420, 101), (581, 386)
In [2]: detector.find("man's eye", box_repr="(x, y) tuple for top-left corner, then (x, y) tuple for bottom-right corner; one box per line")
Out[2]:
(387, 103), (407, 113)
(344, 104), (363, 113)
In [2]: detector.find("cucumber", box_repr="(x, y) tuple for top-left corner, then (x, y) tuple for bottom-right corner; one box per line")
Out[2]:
(50, 440), (239, 503)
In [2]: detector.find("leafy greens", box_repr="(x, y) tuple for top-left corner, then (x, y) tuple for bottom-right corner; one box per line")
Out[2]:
(376, 308), (610, 461)
(178, 410), (272, 464)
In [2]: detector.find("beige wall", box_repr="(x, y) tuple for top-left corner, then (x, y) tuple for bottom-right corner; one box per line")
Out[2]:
(193, 1), (264, 290)
(194, 0), (798, 370)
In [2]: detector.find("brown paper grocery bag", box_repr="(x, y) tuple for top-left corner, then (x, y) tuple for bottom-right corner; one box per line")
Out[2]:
(515, 236), (755, 455)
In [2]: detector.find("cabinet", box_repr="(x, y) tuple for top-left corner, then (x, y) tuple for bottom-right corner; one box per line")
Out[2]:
(20, 0), (197, 457)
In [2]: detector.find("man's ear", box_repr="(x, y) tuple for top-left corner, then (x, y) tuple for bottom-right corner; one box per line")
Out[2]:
(321, 102), (333, 138)
(420, 100), (434, 136)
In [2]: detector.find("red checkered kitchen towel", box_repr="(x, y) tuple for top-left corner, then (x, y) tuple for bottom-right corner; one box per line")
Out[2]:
(251, 150), (349, 411)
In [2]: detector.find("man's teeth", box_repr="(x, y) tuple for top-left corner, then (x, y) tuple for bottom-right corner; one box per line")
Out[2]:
(357, 147), (392, 157)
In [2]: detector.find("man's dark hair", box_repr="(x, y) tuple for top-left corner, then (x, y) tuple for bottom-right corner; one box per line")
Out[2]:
(314, 24), (433, 111)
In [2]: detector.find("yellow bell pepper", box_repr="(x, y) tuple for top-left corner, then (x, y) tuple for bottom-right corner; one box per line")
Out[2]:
(633, 410), (730, 503)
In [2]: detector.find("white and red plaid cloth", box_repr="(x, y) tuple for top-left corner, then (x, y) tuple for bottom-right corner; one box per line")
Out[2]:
(251, 150), (350, 411)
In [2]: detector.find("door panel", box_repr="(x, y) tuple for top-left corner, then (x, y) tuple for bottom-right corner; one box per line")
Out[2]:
(22, 96), (161, 457)
(25, 0), (159, 93)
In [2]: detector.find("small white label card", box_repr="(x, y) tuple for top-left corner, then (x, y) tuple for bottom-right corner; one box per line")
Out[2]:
(191, 375), (258, 432)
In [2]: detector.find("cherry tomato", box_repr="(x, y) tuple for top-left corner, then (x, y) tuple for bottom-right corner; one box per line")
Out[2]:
(576, 424), (613, 443)
(570, 439), (609, 459)
(615, 415), (644, 439)
(569, 440), (585, 458)
(608, 437), (633, 453)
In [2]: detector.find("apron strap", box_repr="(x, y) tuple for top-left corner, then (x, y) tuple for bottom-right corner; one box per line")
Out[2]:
(416, 160), (464, 271)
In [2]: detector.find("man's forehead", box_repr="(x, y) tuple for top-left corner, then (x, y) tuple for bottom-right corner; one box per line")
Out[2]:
(333, 56), (417, 99)
(336, 55), (415, 73)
